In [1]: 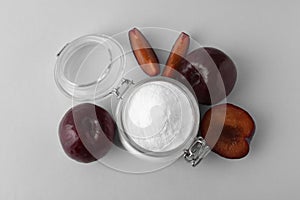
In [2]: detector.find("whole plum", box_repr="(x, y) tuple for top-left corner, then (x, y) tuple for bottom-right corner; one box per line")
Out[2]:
(176, 47), (237, 105)
(59, 103), (115, 163)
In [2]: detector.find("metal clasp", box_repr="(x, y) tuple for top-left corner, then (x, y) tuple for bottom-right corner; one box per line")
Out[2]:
(111, 78), (134, 99)
(183, 136), (210, 167)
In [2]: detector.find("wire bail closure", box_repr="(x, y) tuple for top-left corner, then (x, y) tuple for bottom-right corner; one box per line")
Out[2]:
(183, 136), (210, 167)
(111, 78), (134, 99)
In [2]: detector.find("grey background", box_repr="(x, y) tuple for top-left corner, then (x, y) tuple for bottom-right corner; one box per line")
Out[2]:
(1, 0), (299, 199)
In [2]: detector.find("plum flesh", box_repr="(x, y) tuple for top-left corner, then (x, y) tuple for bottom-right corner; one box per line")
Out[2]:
(129, 28), (160, 76)
(200, 103), (255, 159)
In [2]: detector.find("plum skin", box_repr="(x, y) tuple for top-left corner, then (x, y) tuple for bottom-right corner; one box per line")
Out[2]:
(59, 103), (115, 163)
(177, 47), (237, 105)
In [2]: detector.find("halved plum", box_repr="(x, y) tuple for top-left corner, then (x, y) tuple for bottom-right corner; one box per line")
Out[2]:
(200, 103), (255, 159)
(59, 103), (115, 163)
(162, 32), (190, 77)
(129, 28), (160, 76)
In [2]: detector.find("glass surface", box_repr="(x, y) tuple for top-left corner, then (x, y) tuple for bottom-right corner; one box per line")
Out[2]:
(54, 34), (125, 100)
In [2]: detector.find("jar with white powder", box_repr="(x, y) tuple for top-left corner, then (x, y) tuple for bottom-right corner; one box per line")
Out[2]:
(115, 77), (202, 163)
(55, 28), (213, 173)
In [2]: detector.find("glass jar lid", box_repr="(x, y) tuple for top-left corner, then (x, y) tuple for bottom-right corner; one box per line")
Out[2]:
(55, 34), (125, 101)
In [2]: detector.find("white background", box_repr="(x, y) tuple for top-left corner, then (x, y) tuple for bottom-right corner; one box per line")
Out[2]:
(1, 0), (299, 199)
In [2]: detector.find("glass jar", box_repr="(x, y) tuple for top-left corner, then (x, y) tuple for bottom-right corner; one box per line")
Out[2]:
(55, 27), (226, 173)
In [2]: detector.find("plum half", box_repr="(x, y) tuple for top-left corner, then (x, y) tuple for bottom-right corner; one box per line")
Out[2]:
(200, 104), (255, 159)
(162, 32), (190, 77)
(176, 47), (237, 105)
(59, 103), (115, 163)
(129, 28), (160, 76)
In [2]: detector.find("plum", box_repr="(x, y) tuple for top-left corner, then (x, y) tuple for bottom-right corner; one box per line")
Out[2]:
(162, 32), (190, 77)
(175, 47), (237, 105)
(200, 103), (255, 159)
(59, 103), (115, 163)
(129, 28), (160, 76)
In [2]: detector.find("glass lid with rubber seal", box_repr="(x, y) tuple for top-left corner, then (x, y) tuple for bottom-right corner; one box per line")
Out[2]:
(55, 34), (126, 101)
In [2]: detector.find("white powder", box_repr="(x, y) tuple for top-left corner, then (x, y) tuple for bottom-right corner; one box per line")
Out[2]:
(122, 81), (194, 152)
